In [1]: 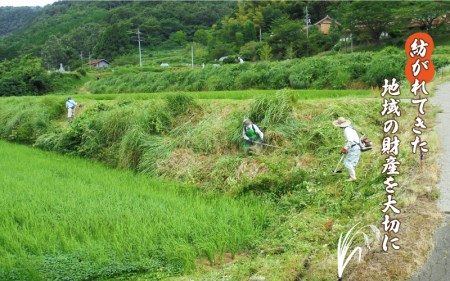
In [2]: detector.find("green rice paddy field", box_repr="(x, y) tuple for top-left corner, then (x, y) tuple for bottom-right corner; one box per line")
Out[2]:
(0, 140), (272, 281)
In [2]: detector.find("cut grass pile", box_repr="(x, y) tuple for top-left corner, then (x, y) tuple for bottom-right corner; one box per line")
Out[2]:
(0, 140), (272, 281)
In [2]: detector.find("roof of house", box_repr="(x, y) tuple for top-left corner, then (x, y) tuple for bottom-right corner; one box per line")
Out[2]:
(87, 59), (110, 66)
(314, 15), (341, 26)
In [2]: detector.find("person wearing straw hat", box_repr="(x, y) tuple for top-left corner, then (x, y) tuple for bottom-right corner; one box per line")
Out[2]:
(333, 117), (361, 181)
(242, 117), (264, 154)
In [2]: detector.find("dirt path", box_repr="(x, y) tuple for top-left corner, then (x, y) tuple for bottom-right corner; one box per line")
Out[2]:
(409, 81), (450, 281)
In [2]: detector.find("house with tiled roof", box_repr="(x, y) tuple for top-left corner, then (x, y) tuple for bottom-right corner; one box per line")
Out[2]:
(313, 15), (341, 35)
(87, 59), (110, 68)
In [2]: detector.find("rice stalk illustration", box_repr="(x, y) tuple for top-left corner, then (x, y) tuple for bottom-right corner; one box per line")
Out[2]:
(337, 223), (380, 281)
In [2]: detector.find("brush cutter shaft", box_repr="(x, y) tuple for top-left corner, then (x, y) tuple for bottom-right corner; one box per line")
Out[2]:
(333, 154), (345, 174)
(255, 142), (281, 149)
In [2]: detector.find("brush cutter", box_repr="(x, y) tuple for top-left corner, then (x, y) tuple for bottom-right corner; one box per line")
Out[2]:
(332, 154), (345, 175)
(254, 141), (282, 149)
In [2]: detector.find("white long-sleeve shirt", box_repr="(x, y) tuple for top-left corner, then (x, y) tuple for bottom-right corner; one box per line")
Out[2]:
(242, 124), (264, 141)
(343, 126), (360, 149)
(66, 99), (77, 109)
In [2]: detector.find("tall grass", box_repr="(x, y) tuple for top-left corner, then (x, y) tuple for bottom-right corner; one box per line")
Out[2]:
(0, 140), (272, 281)
(0, 96), (64, 143)
(86, 48), (448, 94)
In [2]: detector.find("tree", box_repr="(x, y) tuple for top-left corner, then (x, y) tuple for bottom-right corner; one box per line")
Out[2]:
(194, 29), (212, 46)
(259, 43), (272, 61)
(268, 18), (305, 59)
(41, 35), (71, 69)
(339, 1), (397, 44)
(169, 31), (187, 46)
(0, 55), (52, 96)
(63, 23), (101, 67)
(240, 41), (262, 62)
(94, 23), (131, 61)
(243, 20), (256, 42)
(397, 1), (450, 31)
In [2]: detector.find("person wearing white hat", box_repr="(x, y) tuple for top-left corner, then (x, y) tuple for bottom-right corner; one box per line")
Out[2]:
(333, 117), (361, 181)
(242, 117), (264, 154)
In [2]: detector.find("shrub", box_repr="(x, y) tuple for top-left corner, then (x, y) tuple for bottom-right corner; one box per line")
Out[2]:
(239, 41), (263, 62)
(364, 47), (405, 87)
(327, 66), (352, 89)
(76, 68), (87, 76)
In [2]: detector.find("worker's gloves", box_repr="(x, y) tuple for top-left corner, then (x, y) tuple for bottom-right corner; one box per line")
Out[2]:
(247, 139), (254, 143)
(341, 148), (348, 154)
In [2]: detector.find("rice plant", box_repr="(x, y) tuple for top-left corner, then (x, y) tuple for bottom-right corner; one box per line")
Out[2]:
(0, 140), (273, 280)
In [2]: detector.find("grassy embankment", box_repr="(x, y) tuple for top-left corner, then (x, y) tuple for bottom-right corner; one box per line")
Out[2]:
(0, 140), (271, 281)
(0, 87), (442, 280)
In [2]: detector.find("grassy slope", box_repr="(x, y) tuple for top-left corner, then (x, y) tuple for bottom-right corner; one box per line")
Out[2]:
(0, 140), (272, 281)
(0, 87), (442, 280)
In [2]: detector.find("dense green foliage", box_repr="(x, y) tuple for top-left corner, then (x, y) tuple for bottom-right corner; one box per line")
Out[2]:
(0, 1), (235, 65)
(0, 55), (91, 96)
(0, 56), (52, 96)
(0, 6), (38, 36)
(88, 47), (417, 93)
(0, 1), (449, 96)
(197, 1), (450, 61)
(2, 1), (449, 68)
(0, 140), (270, 280)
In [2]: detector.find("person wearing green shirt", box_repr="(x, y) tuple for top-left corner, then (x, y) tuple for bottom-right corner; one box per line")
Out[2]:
(242, 118), (264, 154)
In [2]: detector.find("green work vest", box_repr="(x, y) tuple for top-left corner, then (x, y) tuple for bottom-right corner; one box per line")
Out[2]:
(244, 125), (258, 140)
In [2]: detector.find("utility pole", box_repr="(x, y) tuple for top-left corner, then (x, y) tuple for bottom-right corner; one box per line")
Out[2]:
(191, 44), (194, 69)
(305, 6), (311, 56)
(88, 52), (92, 70)
(305, 7), (311, 39)
(130, 28), (144, 67)
(350, 33), (353, 53)
(137, 28), (143, 67)
(80, 51), (83, 69)
(259, 27), (262, 42)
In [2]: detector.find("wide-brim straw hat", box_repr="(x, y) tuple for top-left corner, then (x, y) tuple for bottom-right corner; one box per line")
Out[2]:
(332, 117), (351, 127)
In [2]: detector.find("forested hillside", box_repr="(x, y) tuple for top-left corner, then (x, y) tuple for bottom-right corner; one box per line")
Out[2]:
(0, 0), (450, 96)
(0, 6), (39, 36)
(0, 1), (236, 63)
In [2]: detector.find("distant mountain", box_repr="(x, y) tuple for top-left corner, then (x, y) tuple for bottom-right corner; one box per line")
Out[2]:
(0, 1), (236, 61)
(0, 6), (39, 36)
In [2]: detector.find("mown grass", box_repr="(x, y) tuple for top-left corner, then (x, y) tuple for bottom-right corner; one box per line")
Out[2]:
(0, 140), (273, 281)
